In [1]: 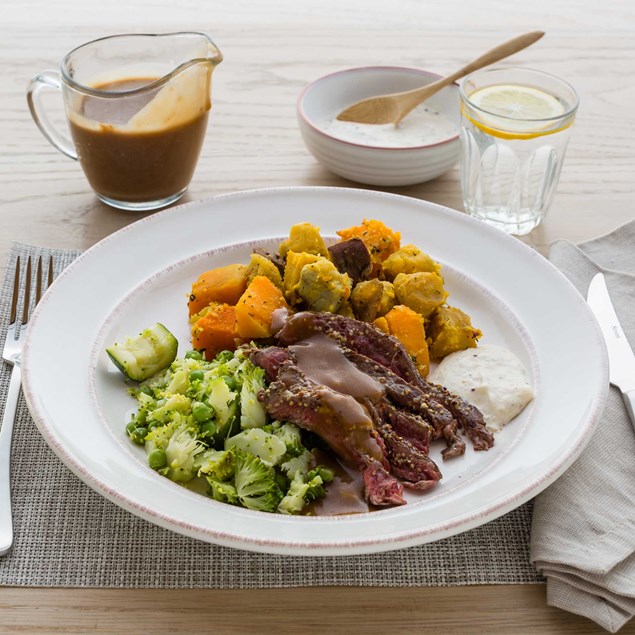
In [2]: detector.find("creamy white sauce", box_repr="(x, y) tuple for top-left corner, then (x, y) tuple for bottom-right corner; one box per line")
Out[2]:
(318, 104), (457, 148)
(429, 345), (534, 433)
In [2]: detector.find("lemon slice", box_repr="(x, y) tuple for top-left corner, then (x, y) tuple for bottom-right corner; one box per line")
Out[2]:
(464, 84), (570, 139)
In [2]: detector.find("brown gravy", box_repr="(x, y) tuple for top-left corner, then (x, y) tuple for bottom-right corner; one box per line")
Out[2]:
(69, 77), (209, 203)
(290, 333), (384, 401)
(304, 450), (372, 515)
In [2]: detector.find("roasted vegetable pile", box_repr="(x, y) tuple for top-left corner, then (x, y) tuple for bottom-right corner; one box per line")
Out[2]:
(188, 219), (482, 374)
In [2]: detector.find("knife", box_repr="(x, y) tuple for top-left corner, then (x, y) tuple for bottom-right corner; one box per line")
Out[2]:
(587, 272), (635, 430)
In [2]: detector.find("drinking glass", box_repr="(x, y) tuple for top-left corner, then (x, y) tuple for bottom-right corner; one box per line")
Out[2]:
(459, 67), (579, 235)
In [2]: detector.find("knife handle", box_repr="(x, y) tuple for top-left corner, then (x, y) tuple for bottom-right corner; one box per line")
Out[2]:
(623, 390), (635, 432)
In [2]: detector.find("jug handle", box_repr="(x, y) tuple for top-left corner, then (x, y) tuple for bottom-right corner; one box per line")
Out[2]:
(27, 70), (78, 160)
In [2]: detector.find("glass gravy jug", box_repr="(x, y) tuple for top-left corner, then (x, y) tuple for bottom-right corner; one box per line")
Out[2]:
(27, 32), (223, 211)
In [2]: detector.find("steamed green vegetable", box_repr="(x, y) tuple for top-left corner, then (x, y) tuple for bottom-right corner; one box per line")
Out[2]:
(106, 323), (178, 381)
(114, 343), (331, 515)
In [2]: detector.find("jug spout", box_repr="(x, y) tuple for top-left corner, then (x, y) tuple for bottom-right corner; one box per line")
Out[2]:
(122, 33), (222, 131)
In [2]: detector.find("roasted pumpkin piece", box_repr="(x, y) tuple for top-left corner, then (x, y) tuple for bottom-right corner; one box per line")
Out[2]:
(350, 279), (395, 322)
(188, 264), (248, 317)
(297, 258), (352, 313)
(282, 251), (322, 305)
(191, 302), (243, 360)
(246, 253), (283, 289)
(427, 305), (482, 359)
(373, 304), (430, 377)
(393, 272), (448, 319)
(279, 222), (329, 259)
(328, 237), (372, 285)
(235, 275), (289, 339)
(382, 244), (442, 281)
(336, 219), (401, 264)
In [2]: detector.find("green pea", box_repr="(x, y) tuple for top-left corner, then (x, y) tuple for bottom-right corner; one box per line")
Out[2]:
(125, 420), (137, 435)
(222, 375), (237, 391)
(192, 401), (213, 423)
(189, 370), (205, 382)
(131, 426), (148, 445)
(148, 448), (167, 470)
(185, 350), (203, 360)
(200, 421), (217, 438)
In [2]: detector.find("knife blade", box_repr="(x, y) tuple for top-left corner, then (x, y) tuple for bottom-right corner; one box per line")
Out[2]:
(587, 272), (635, 429)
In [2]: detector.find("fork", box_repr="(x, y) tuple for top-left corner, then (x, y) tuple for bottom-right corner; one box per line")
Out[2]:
(0, 255), (53, 556)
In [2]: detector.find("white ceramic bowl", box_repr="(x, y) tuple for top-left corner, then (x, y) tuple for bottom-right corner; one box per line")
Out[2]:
(297, 66), (460, 186)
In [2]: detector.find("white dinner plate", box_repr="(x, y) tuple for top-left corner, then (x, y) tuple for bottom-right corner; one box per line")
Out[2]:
(22, 187), (608, 555)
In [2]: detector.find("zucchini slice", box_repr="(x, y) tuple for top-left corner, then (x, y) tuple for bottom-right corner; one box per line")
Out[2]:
(106, 323), (178, 381)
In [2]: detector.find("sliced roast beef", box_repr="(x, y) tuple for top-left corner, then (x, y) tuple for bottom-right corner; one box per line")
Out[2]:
(250, 346), (291, 382)
(362, 462), (406, 506)
(341, 349), (455, 439)
(277, 311), (493, 453)
(423, 382), (494, 451)
(366, 401), (441, 489)
(276, 311), (423, 386)
(372, 398), (433, 455)
(260, 362), (405, 506)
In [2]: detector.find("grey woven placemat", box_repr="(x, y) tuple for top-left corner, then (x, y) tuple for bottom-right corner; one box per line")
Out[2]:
(0, 242), (543, 588)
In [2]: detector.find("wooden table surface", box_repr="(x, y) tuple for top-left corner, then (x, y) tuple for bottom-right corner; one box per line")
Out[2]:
(2, 1), (634, 633)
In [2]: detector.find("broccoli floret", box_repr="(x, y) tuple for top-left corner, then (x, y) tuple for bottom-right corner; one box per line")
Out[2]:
(214, 350), (235, 364)
(304, 472), (327, 502)
(150, 393), (192, 424)
(164, 424), (205, 482)
(279, 449), (313, 478)
(225, 428), (287, 467)
(206, 376), (239, 445)
(277, 470), (328, 514)
(233, 449), (283, 512)
(206, 478), (240, 505)
(278, 472), (310, 515)
(145, 421), (178, 455)
(308, 466), (335, 484)
(196, 449), (235, 481)
(144, 422), (204, 483)
(137, 366), (172, 394)
(271, 422), (304, 457)
(166, 368), (189, 395)
(238, 361), (267, 429)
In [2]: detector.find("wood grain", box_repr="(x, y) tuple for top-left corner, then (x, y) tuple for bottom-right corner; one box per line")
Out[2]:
(1, 585), (633, 634)
(1, 0), (634, 632)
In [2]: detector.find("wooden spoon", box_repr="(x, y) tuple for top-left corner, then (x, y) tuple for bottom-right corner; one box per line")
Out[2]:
(336, 31), (545, 125)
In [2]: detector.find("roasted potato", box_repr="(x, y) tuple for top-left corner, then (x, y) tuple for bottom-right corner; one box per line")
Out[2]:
(282, 251), (322, 304)
(279, 222), (329, 259)
(350, 279), (395, 322)
(393, 272), (448, 318)
(427, 305), (482, 359)
(382, 244), (442, 280)
(297, 258), (352, 313)
(246, 252), (283, 289)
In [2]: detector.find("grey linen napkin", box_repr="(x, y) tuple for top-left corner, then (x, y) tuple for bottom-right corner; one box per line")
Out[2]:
(530, 219), (635, 632)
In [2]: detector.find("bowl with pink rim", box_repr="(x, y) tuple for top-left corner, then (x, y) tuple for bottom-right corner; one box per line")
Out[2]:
(296, 66), (460, 186)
